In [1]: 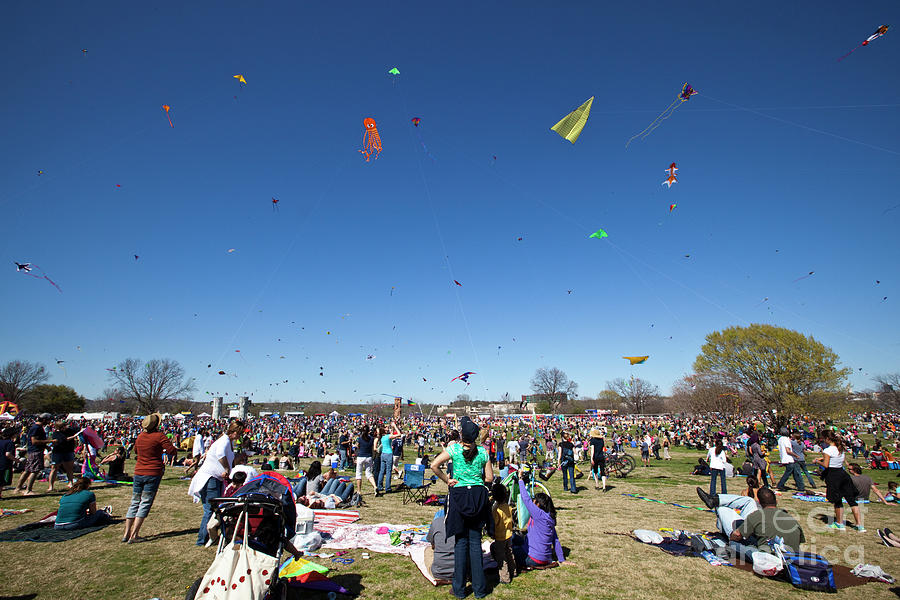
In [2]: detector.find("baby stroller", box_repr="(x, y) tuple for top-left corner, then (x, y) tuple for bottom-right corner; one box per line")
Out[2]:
(186, 476), (296, 600)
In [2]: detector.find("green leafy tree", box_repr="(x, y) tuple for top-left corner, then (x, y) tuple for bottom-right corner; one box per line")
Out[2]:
(693, 324), (850, 422)
(26, 384), (85, 414)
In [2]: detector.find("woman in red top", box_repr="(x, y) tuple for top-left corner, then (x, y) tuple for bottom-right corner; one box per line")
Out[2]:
(122, 414), (176, 543)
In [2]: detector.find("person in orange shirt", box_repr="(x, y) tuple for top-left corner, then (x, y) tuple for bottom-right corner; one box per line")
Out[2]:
(490, 481), (515, 584)
(123, 414), (176, 543)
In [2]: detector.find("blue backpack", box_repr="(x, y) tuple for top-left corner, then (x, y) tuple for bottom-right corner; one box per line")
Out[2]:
(780, 550), (836, 593)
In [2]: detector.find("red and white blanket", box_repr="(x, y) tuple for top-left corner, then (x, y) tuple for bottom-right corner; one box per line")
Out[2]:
(312, 510), (360, 535)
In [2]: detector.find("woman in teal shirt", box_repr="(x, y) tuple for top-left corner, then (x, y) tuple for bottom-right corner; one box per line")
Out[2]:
(431, 418), (493, 599)
(55, 477), (111, 530)
(376, 421), (403, 497)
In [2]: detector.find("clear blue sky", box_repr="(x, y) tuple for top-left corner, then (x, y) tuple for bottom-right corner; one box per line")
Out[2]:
(2, 2), (898, 406)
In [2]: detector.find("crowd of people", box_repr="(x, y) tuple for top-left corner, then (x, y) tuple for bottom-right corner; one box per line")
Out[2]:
(1, 408), (898, 594)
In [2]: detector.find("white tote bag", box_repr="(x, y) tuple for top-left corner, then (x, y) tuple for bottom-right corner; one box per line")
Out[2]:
(195, 511), (280, 599)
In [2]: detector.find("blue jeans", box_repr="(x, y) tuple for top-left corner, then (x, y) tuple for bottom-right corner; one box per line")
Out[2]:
(709, 468), (726, 496)
(339, 449), (348, 469)
(55, 510), (110, 530)
(777, 462), (806, 492)
(795, 461), (816, 487)
(561, 464), (577, 493)
(291, 477), (308, 498)
(197, 477), (223, 545)
(453, 526), (486, 598)
(126, 475), (162, 519)
(378, 453), (393, 492)
(322, 478), (354, 502)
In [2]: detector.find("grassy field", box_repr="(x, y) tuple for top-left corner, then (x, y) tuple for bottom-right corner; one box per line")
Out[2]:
(2, 444), (900, 600)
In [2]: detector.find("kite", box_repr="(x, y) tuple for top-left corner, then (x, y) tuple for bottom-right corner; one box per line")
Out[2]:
(81, 49), (87, 54)
(272, 197), (279, 212)
(134, 255), (139, 260)
(550, 96), (594, 144)
(227, 248), (235, 253)
(406, 399), (417, 406)
(793, 271), (815, 282)
(37, 170), (44, 176)
(453, 280), (462, 286)
(411, 117), (421, 127)
(233, 74), (247, 86)
(517, 237), (523, 241)
(14, 262), (61, 292)
(218, 371), (226, 375)
(451, 371), (476, 384)
(162, 104), (174, 128)
(56, 360), (66, 376)
(669, 203), (677, 212)
(366, 355), (375, 360)
(589, 229), (608, 239)
(388, 67), (400, 75)
(662, 167), (678, 188)
(359, 117), (382, 162)
(839, 25), (889, 61)
(623, 356), (649, 365)
(626, 83), (696, 147)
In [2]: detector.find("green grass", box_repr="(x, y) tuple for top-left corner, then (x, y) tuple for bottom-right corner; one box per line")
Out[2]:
(2, 444), (900, 599)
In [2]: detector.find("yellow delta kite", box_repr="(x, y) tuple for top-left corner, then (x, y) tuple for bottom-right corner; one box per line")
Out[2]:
(233, 74), (247, 85)
(622, 356), (649, 365)
(551, 96), (594, 143)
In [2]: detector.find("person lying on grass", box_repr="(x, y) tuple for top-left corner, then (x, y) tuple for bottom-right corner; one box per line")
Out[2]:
(699, 486), (804, 563)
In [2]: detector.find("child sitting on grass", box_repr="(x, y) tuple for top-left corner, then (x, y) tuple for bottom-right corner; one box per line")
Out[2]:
(514, 470), (571, 569)
(490, 481), (515, 584)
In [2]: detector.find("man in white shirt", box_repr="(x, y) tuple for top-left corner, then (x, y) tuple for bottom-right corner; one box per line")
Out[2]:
(776, 427), (805, 492)
(506, 439), (519, 465)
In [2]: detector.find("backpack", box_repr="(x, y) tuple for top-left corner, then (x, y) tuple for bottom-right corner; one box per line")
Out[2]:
(560, 445), (575, 467)
(348, 492), (365, 507)
(779, 551), (836, 592)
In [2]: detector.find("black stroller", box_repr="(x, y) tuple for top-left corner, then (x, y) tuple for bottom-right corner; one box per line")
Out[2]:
(185, 494), (292, 600)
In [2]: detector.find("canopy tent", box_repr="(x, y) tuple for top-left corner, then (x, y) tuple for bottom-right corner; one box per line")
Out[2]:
(0, 413), (15, 421)
(329, 411), (341, 417)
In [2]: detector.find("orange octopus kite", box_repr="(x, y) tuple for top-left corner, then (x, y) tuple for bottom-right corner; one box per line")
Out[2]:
(359, 117), (382, 162)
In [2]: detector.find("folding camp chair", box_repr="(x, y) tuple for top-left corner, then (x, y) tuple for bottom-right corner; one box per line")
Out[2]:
(401, 464), (431, 505)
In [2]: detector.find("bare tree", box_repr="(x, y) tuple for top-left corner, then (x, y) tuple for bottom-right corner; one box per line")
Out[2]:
(0, 360), (50, 410)
(670, 374), (743, 415)
(530, 367), (578, 412)
(108, 358), (196, 414)
(606, 377), (659, 414)
(874, 374), (900, 410)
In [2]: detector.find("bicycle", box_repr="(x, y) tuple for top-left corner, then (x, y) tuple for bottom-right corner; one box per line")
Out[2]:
(605, 451), (636, 478)
(501, 463), (551, 531)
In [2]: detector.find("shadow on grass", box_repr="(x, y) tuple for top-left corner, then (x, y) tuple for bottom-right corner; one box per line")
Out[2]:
(0, 595), (37, 600)
(288, 574), (363, 598)
(141, 527), (197, 542)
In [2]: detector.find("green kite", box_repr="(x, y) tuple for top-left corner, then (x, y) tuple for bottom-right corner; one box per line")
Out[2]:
(388, 67), (400, 75)
(589, 229), (608, 239)
(551, 96), (594, 143)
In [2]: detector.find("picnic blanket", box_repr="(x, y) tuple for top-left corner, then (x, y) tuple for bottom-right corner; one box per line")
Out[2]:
(312, 509), (360, 535)
(0, 508), (33, 518)
(323, 522), (429, 556)
(792, 492), (870, 504)
(0, 511), (118, 543)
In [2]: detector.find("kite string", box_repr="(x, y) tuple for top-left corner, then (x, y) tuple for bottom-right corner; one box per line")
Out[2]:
(197, 157), (349, 394)
(697, 93), (900, 157)
(625, 96), (681, 148)
(393, 79), (489, 401)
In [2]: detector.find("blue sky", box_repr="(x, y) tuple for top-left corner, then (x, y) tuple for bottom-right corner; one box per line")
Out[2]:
(2, 2), (898, 406)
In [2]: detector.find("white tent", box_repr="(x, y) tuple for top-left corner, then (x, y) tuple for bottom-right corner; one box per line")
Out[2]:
(329, 411), (341, 417)
(0, 413), (15, 421)
(198, 412), (211, 417)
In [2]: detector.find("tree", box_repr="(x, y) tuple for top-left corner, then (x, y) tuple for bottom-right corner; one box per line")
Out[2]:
(27, 385), (85, 414)
(452, 394), (472, 406)
(530, 367), (578, 413)
(108, 358), (196, 414)
(0, 360), (50, 410)
(595, 390), (623, 413)
(605, 377), (659, 414)
(670, 374), (743, 415)
(873, 374), (900, 410)
(693, 324), (850, 422)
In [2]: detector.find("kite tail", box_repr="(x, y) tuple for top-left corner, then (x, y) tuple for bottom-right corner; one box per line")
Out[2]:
(625, 96), (682, 148)
(43, 276), (62, 293)
(837, 43), (864, 62)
